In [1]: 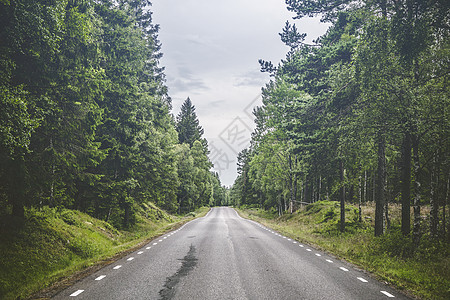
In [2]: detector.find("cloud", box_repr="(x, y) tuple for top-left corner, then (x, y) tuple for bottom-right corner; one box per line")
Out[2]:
(167, 66), (210, 94)
(233, 70), (269, 87)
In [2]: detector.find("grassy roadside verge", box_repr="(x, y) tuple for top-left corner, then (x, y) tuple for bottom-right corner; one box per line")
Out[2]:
(0, 204), (209, 300)
(237, 201), (449, 300)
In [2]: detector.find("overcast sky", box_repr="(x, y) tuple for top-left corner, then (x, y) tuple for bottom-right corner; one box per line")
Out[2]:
(151, 0), (329, 186)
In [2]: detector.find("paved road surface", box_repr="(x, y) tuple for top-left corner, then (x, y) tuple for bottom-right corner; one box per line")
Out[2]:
(53, 207), (410, 299)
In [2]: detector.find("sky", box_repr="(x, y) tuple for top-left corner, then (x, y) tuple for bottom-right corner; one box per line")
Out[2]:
(151, 0), (329, 187)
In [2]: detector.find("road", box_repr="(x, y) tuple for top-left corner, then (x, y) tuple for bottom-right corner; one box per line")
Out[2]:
(53, 207), (410, 299)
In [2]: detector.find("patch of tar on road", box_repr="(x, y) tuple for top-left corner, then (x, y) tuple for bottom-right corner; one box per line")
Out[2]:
(159, 245), (198, 300)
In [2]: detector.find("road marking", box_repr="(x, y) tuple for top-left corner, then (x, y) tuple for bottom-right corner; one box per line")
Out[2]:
(127, 257), (134, 261)
(381, 291), (395, 298)
(339, 267), (349, 271)
(138, 251), (144, 254)
(164, 237), (167, 239)
(146, 247), (151, 250)
(287, 238), (292, 241)
(299, 244), (304, 247)
(70, 290), (84, 297)
(357, 277), (368, 283)
(113, 265), (122, 270)
(153, 243), (158, 245)
(306, 249), (312, 252)
(315, 253), (321, 256)
(159, 239), (163, 242)
(326, 259), (333, 263)
(293, 241), (297, 244)
(95, 275), (106, 281)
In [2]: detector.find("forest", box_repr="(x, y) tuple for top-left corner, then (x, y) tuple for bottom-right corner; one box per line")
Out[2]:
(231, 0), (449, 243)
(0, 0), (227, 230)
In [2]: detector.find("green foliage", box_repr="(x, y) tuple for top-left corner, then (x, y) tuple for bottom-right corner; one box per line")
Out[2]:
(0, 0), (222, 227)
(232, 0), (449, 244)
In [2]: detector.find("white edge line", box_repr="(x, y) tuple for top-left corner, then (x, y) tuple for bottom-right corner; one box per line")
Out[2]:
(70, 290), (84, 297)
(357, 277), (368, 283)
(380, 291), (395, 298)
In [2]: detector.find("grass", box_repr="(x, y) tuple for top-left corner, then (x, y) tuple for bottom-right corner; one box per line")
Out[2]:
(0, 204), (209, 300)
(238, 201), (449, 300)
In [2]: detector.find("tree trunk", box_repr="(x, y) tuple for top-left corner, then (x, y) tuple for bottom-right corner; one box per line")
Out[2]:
(430, 152), (439, 238)
(401, 132), (412, 235)
(318, 175), (322, 202)
(412, 134), (421, 244)
(375, 130), (386, 236)
(289, 154), (293, 214)
(359, 172), (362, 222)
(340, 159), (345, 233)
(364, 170), (367, 203)
(444, 172), (449, 239)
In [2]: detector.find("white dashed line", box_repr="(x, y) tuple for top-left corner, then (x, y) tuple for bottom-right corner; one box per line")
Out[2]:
(70, 290), (84, 297)
(357, 277), (368, 283)
(95, 275), (106, 281)
(159, 239), (163, 242)
(146, 247), (151, 250)
(339, 267), (349, 272)
(287, 238), (292, 241)
(306, 249), (312, 252)
(299, 245), (304, 247)
(326, 259), (333, 263)
(138, 251), (144, 255)
(113, 265), (122, 270)
(315, 253), (321, 257)
(293, 241), (297, 244)
(153, 243), (158, 245)
(163, 237), (167, 239)
(127, 257), (134, 261)
(381, 291), (395, 298)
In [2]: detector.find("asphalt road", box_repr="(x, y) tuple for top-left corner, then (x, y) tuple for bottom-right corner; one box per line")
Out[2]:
(53, 207), (411, 300)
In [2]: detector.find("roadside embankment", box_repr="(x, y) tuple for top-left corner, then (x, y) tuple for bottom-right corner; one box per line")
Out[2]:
(0, 204), (209, 300)
(237, 201), (449, 300)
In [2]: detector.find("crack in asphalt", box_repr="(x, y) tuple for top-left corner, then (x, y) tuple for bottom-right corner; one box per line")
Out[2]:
(159, 245), (197, 300)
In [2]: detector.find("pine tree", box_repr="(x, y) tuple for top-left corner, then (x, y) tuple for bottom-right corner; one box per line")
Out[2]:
(175, 97), (206, 148)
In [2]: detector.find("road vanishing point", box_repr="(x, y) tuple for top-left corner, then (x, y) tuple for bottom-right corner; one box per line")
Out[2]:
(53, 207), (410, 300)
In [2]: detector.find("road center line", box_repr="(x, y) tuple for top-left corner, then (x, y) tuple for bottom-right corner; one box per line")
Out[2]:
(381, 291), (395, 297)
(95, 275), (106, 281)
(70, 290), (84, 297)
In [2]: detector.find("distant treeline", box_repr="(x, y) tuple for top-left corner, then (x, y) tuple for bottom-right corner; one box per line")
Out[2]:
(231, 0), (449, 241)
(0, 0), (227, 228)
